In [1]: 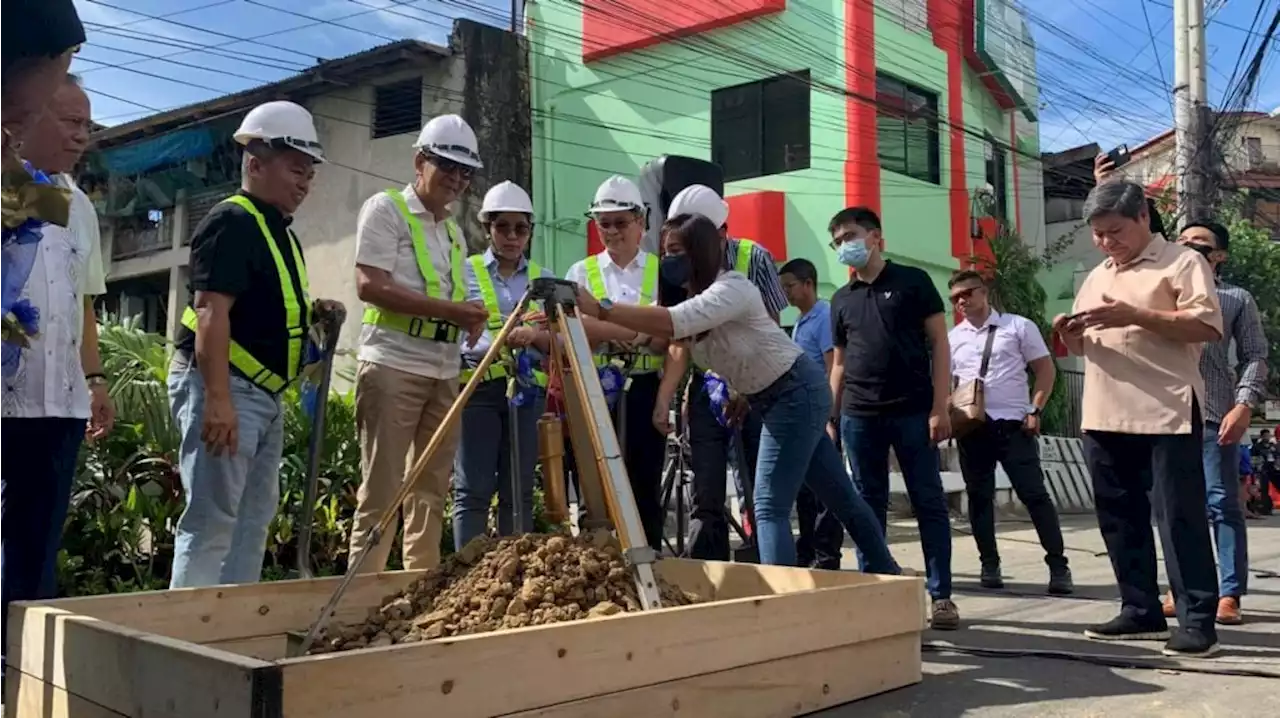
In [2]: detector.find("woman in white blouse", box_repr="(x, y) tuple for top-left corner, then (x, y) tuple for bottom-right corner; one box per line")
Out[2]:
(574, 214), (899, 571)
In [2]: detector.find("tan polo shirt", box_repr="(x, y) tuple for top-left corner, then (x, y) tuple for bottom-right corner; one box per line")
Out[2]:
(1073, 236), (1222, 435)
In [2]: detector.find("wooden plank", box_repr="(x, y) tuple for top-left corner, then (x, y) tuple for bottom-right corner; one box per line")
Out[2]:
(33, 571), (426, 645)
(5, 668), (129, 718)
(206, 634), (291, 661)
(503, 633), (922, 718)
(656, 559), (876, 600)
(276, 574), (925, 718)
(9, 605), (276, 718)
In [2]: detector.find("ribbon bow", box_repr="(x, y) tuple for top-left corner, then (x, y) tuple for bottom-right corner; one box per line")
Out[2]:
(598, 361), (625, 409)
(702, 370), (732, 429)
(507, 350), (541, 408)
(2, 162), (63, 377)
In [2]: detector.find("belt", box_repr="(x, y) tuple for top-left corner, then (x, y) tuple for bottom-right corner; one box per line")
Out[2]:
(594, 353), (663, 373)
(460, 364), (548, 387)
(384, 316), (460, 343)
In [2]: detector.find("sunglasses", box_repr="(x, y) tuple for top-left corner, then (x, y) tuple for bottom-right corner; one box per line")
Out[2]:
(949, 286), (981, 304)
(423, 153), (474, 179)
(491, 221), (532, 238)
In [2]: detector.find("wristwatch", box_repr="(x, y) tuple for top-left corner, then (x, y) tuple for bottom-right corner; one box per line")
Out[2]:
(86, 374), (108, 389)
(1027, 405), (1042, 417)
(598, 297), (615, 321)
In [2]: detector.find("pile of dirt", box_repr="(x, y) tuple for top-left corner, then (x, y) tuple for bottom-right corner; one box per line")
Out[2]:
(310, 531), (703, 653)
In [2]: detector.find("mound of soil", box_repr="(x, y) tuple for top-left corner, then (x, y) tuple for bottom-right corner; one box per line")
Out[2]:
(310, 531), (702, 653)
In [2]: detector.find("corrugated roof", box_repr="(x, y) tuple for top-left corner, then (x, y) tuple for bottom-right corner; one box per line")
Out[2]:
(92, 38), (450, 147)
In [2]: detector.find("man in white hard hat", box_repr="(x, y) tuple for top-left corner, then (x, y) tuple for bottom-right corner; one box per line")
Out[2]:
(453, 181), (555, 548)
(652, 184), (801, 562)
(349, 114), (490, 572)
(169, 100), (341, 588)
(563, 175), (669, 550)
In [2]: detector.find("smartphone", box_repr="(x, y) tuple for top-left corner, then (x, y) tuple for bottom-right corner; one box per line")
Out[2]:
(1106, 144), (1131, 170)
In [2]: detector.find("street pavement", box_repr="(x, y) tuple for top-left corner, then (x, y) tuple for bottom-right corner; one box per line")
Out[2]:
(817, 512), (1280, 717)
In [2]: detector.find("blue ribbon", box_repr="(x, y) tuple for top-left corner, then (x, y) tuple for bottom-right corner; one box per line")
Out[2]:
(300, 339), (324, 420)
(702, 370), (731, 429)
(508, 351), (540, 408)
(2, 163), (55, 377)
(598, 363), (624, 410)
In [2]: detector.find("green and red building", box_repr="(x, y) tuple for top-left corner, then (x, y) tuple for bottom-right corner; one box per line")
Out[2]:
(527, 0), (1044, 313)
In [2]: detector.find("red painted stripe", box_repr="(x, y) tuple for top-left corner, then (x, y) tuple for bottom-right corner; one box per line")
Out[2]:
(582, 0), (785, 62)
(844, 0), (879, 214)
(930, 0), (972, 265)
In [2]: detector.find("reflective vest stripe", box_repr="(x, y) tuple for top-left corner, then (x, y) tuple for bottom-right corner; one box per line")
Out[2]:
(734, 239), (756, 274)
(362, 189), (466, 336)
(583, 252), (659, 306)
(469, 255), (542, 331)
(179, 195), (309, 394)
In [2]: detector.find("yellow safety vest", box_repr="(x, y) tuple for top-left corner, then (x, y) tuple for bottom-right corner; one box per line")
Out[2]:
(734, 239), (756, 273)
(361, 189), (467, 341)
(180, 195), (309, 394)
(461, 254), (548, 387)
(584, 252), (663, 372)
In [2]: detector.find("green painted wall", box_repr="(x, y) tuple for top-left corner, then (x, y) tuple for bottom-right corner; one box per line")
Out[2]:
(530, 2), (1042, 322)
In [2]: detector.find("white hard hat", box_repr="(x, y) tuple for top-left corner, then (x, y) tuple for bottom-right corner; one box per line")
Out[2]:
(479, 181), (534, 221)
(589, 175), (644, 214)
(413, 114), (483, 169)
(234, 101), (325, 163)
(667, 184), (729, 228)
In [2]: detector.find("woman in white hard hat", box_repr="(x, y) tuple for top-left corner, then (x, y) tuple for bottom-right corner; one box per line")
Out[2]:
(169, 100), (342, 588)
(452, 181), (554, 547)
(560, 175), (669, 550)
(572, 214), (901, 572)
(349, 114), (491, 573)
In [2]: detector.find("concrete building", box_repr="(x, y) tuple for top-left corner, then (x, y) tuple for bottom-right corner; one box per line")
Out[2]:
(526, 0), (1046, 311)
(83, 19), (529, 367)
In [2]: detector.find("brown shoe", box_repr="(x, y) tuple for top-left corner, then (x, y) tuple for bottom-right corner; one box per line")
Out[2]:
(930, 599), (960, 631)
(1216, 596), (1242, 625)
(1162, 591), (1175, 619)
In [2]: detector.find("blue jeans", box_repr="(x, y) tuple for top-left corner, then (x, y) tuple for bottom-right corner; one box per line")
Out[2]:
(1203, 422), (1248, 597)
(168, 360), (285, 588)
(453, 380), (544, 548)
(1, 417), (85, 664)
(749, 355), (898, 573)
(842, 411), (953, 599)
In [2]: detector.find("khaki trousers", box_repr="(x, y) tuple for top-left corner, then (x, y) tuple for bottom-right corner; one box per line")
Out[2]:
(350, 361), (460, 572)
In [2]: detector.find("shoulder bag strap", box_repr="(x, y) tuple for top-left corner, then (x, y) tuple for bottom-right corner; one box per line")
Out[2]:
(977, 325), (998, 380)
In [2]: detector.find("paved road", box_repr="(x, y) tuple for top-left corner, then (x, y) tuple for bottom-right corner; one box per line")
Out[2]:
(817, 512), (1280, 717)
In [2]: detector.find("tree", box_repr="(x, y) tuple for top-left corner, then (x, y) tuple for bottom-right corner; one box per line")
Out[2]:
(1215, 196), (1280, 394)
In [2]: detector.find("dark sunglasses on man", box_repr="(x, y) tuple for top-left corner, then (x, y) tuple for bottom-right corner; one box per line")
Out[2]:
(421, 151), (475, 180)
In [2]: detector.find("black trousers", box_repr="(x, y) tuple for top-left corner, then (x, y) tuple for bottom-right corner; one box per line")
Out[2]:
(957, 420), (1066, 568)
(2, 417), (87, 663)
(685, 372), (762, 561)
(1082, 400), (1219, 634)
(564, 372), (666, 550)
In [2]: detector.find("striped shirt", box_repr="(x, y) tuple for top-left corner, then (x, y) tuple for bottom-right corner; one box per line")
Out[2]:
(723, 238), (787, 317)
(1200, 279), (1269, 424)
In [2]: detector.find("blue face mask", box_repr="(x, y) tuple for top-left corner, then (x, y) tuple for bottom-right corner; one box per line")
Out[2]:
(836, 238), (870, 268)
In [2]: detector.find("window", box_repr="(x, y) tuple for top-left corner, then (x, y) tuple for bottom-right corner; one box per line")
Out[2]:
(875, 73), (940, 184)
(372, 79), (423, 139)
(984, 134), (1008, 221)
(711, 71), (811, 182)
(1244, 136), (1263, 169)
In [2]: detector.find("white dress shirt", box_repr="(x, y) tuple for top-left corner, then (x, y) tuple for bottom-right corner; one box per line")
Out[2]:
(2, 177), (107, 419)
(948, 310), (1050, 422)
(355, 185), (467, 380)
(669, 272), (802, 395)
(564, 248), (654, 306)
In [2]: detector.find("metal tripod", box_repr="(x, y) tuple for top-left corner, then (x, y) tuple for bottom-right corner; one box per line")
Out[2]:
(298, 278), (663, 653)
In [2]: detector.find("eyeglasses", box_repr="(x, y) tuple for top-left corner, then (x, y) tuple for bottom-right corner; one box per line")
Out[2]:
(422, 152), (475, 179)
(949, 287), (981, 304)
(597, 217), (635, 233)
(491, 221), (532, 238)
(828, 231), (861, 250)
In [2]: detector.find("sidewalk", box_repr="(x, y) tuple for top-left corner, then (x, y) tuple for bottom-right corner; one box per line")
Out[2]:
(817, 512), (1280, 717)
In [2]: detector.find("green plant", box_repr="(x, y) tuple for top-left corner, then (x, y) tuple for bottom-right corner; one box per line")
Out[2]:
(1214, 195), (1280, 394)
(63, 318), (557, 595)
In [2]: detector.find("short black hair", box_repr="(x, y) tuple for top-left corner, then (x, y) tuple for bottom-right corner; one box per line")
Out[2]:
(778, 258), (818, 286)
(827, 206), (881, 234)
(1146, 198), (1166, 237)
(1182, 220), (1230, 252)
(947, 269), (985, 289)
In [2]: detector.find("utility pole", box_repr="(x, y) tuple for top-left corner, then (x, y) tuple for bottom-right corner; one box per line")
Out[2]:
(1175, 0), (1212, 224)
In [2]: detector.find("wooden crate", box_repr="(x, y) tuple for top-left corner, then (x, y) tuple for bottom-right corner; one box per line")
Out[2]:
(5, 559), (925, 718)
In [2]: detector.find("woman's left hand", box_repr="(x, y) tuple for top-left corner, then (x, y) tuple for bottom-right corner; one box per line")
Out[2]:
(574, 284), (602, 318)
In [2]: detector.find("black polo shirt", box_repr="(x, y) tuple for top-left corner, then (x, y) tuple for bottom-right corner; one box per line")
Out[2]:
(831, 261), (945, 416)
(175, 191), (308, 385)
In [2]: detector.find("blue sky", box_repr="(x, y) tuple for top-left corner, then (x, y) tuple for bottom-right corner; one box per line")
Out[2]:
(73, 0), (1278, 152)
